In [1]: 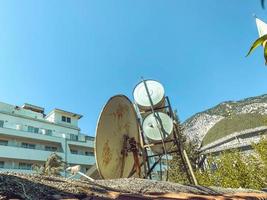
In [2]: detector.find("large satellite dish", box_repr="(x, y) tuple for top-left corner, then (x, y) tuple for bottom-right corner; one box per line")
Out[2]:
(95, 95), (141, 179)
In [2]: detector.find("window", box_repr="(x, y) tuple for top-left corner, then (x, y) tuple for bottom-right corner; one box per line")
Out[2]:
(29, 144), (36, 149)
(66, 117), (71, 123)
(62, 116), (71, 123)
(28, 126), (34, 133)
(45, 129), (52, 136)
(0, 140), (8, 146)
(85, 151), (94, 156)
(0, 161), (4, 168)
(70, 134), (78, 141)
(21, 142), (36, 149)
(28, 126), (39, 134)
(0, 120), (4, 128)
(70, 149), (78, 154)
(19, 162), (32, 170)
(45, 146), (57, 152)
(85, 136), (94, 141)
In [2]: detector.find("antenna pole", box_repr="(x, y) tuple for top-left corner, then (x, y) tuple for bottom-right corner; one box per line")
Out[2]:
(167, 96), (197, 185)
(141, 78), (169, 181)
(183, 150), (198, 185)
(137, 117), (150, 179)
(146, 154), (163, 176)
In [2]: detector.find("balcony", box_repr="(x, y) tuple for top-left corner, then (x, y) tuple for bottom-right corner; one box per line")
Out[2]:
(0, 126), (63, 143)
(0, 144), (94, 165)
(67, 153), (95, 165)
(0, 145), (65, 161)
(67, 139), (94, 148)
(0, 125), (94, 144)
(0, 168), (33, 174)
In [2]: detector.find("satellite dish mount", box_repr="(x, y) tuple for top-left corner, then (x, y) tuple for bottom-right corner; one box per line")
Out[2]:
(133, 78), (197, 184)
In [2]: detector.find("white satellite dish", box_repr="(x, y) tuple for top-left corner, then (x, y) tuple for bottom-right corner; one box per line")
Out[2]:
(142, 111), (174, 154)
(133, 80), (165, 111)
(95, 95), (141, 179)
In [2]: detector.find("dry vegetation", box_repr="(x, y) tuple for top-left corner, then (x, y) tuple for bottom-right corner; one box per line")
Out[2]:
(0, 172), (266, 200)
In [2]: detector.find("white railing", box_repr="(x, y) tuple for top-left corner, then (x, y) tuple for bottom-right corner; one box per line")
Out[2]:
(0, 125), (93, 143)
(0, 141), (63, 152)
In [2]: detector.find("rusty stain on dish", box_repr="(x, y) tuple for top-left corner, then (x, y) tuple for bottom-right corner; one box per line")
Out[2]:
(109, 103), (130, 132)
(102, 140), (112, 166)
(110, 103), (129, 121)
(123, 122), (131, 134)
(115, 103), (129, 120)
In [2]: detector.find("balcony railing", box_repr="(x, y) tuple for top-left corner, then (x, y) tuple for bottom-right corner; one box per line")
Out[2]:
(0, 142), (63, 153)
(0, 141), (95, 159)
(0, 124), (94, 143)
(0, 166), (33, 171)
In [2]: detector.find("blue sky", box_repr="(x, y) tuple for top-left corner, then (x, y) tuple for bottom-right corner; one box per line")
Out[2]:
(0, 1), (266, 136)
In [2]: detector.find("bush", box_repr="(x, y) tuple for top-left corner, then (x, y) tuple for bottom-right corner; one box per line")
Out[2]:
(169, 138), (267, 189)
(196, 150), (265, 189)
(33, 153), (65, 176)
(253, 137), (267, 185)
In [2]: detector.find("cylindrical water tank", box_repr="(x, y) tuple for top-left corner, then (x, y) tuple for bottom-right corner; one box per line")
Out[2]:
(142, 112), (174, 154)
(133, 80), (165, 111)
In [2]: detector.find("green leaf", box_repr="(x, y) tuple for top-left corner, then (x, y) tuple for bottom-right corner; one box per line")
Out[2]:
(264, 43), (267, 65)
(246, 34), (267, 57)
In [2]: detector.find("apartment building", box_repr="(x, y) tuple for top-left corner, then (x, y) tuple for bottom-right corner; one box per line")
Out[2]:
(0, 102), (95, 175)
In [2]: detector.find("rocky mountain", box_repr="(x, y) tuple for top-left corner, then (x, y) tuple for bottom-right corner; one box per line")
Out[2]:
(182, 94), (267, 147)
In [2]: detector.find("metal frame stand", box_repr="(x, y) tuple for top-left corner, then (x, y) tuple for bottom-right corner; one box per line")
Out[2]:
(136, 79), (197, 184)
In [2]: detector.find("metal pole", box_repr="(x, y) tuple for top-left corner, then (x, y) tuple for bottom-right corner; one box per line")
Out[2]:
(166, 96), (195, 184)
(65, 137), (67, 178)
(159, 157), (162, 181)
(172, 123), (193, 184)
(183, 150), (198, 185)
(137, 117), (150, 179)
(78, 171), (95, 182)
(146, 154), (163, 177)
(63, 134), (67, 178)
(141, 78), (169, 180)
